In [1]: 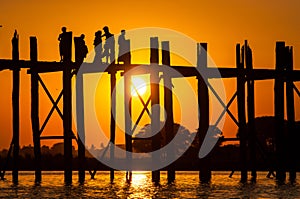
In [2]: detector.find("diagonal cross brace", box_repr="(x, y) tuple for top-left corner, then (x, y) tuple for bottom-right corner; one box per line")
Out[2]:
(37, 75), (64, 135)
(207, 81), (239, 127)
(131, 82), (151, 134)
(132, 82), (151, 116)
(131, 97), (151, 135)
(214, 91), (238, 127)
(39, 90), (63, 135)
(294, 83), (300, 98)
(129, 76), (164, 135)
(38, 75), (63, 118)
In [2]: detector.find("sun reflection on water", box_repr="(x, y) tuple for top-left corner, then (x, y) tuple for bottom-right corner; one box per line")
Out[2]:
(131, 172), (148, 186)
(1, 171), (300, 198)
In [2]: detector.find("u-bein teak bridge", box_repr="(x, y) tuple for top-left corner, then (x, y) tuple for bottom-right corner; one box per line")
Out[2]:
(0, 30), (300, 185)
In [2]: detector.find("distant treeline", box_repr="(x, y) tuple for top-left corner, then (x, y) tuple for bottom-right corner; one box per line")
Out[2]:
(1, 143), (299, 171)
(1, 116), (299, 171)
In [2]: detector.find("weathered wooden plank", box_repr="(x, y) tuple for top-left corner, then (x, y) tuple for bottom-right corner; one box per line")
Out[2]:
(0, 58), (299, 80)
(40, 136), (64, 140)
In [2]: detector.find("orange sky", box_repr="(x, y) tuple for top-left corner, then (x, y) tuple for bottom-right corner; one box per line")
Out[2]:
(0, 0), (300, 149)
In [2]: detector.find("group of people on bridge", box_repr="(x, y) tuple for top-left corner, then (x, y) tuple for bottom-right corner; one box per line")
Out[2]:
(58, 26), (130, 64)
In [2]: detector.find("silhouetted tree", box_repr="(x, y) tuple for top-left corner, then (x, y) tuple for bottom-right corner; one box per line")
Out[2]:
(132, 122), (192, 153)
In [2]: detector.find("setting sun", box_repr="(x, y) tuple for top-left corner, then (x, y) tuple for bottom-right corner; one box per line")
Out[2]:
(131, 76), (147, 97)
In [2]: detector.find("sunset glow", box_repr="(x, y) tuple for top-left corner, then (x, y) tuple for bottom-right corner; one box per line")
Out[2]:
(0, 0), (299, 150)
(1, 1), (300, 195)
(131, 76), (147, 97)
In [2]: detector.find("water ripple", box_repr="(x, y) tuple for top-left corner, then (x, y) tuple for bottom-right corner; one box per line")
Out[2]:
(0, 171), (299, 198)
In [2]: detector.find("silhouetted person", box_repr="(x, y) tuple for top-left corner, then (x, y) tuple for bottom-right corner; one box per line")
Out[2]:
(93, 30), (103, 64)
(102, 26), (115, 64)
(58, 27), (68, 62)
(75, 34), (88, 64)
(12, 30), (19, 59)
(118, 30), (126, 44)
(118, 30), (125, 64)
(117, 29), (130, 64)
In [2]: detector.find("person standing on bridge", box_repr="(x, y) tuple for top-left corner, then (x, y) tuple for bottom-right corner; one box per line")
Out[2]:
(118, 29), (126, 64)
(58, 27), (68, 62)
(12, 30), (19, 59)
(93, 30), (103, 64)
(117, 29), (130, 64)
(102, 26), (115, 64)
(75, 34), (88, 64)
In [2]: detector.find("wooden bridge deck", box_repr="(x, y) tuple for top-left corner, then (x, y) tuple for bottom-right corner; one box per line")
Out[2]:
(1, 59), (300, 81)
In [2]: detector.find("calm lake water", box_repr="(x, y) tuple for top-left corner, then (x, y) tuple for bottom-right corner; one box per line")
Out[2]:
(0, 171), (299, 198)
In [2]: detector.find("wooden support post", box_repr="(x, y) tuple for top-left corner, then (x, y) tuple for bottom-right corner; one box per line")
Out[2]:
(236, 43), (248, 182)
(12, 30), (20, 184)
(197, 43), (211, 182)
(63, 32), (73, 184)
(123, 42), (133, 182)
(122, 39), (133, 182)
(110, 71), (117, 182)
(162, 41), (175, 183)
(150, 37), (161, 183)
(124, 69), (132, 182)
(275, 42), (286, 182)
(74, 36), (86, 183)
(245, 41), (256, 181)
(286, 46), (296, 182)
(30, 37), (41, 183)
(76, 71), (85, 184)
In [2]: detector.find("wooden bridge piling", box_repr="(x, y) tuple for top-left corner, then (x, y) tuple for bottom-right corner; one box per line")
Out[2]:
(12, 31), (20, 184)
(109, 71), (117, 182)
(76, 70), (86, 184)
(197, 43), (211, 182)
(74, 38), (86, 184)
(124, 57), (133, 182)
(123, 39), (133, 183)
(275, 42), (287, 182)
(286, 46), (296, 182)
(30, 36), (42, 183)
(245, 40), (257, 181)
(236, 43), (248, 182)
(150, 37), (161, 183)
(63, 32), (73, 184)
(162, 41), (175, 183)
